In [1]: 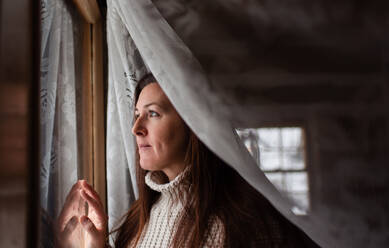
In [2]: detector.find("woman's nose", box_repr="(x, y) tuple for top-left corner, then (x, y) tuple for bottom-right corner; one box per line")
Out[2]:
(131, 116), (147, 136)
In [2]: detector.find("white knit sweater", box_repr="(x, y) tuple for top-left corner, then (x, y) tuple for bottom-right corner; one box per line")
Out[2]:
(128, 168), (225, 248)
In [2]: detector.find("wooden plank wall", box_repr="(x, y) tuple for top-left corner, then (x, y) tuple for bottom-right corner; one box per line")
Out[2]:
(0, 0), (39, 247)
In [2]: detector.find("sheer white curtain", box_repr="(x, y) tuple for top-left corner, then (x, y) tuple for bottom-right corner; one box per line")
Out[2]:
(106, 11), (147, 231)
(106, 0), (335, 247)
(40, 0), (80, 225)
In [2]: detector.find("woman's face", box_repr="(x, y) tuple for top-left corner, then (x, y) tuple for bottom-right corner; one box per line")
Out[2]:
(132, 83), (189, 179)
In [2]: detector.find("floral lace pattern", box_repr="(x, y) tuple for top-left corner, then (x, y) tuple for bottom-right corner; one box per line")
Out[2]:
(40, 0), (80, 220)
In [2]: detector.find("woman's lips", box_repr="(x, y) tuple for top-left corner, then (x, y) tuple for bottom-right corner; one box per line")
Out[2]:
(139, 144), (152, 151)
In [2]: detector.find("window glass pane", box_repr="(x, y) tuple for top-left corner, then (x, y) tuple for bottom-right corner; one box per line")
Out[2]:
(284, 172), (308, 192)
(257, 128), (280, 148)
(282, 150), (305, 170)
(259, 151), (281, 171)
(281, 127), (303, 148)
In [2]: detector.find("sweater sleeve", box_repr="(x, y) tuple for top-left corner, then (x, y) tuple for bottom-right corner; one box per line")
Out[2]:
(201, 216), (225, 248)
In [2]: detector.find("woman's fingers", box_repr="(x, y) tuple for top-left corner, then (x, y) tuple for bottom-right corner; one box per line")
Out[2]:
(60, 215), (78, 241)
(57, 190), (81, 230)
(81, 180), (104, 209)
(80, 215), (107, 247)
(80, 189), (107, 223)
(61, 187), (80, 211)
(80, 215), (99, 238)
(65, 180), (83, 202)
(59, 180), (93, 218)
(59, 180), (84, 220)
(55, 180), (108, 248)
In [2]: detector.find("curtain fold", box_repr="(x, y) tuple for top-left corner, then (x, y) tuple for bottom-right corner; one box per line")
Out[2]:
(106, 0), (335, 246)
(106, 6), (146, 231)
(40, 1), (84, 246)
(40, 0), (79, 218)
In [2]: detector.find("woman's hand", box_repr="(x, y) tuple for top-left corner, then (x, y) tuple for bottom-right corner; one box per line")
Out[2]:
(79, 180), (108, 247)
(56, 180), (108, 248)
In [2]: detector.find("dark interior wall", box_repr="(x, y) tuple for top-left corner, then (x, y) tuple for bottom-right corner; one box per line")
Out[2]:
(224, 66), (389, 248)
(310, 114), (389, 247)
(224, 81), (389, 248)
(0, 0), (37, 247)
(221, 17), (389, 246)
(222, 23), (389, 247)
(223, 41), (389, 248)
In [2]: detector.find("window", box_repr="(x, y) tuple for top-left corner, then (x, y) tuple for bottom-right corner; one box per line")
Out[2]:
(236, 127), (310, 215)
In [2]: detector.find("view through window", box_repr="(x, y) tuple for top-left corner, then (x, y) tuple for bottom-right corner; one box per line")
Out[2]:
(236, 127), (310, 215)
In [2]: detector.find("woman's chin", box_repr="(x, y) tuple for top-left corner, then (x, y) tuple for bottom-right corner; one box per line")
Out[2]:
(139, 160), (159, 171)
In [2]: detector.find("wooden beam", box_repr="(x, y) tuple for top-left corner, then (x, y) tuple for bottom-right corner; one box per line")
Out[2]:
(92, 19), (106, 211)
(77, 0), (106, 211)
(81, 20), (93, 184)
(79, 11), (107, 247)
(73, 0), (101, 24)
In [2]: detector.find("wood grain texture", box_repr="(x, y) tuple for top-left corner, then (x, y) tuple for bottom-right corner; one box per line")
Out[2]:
(81, 20), (93, 185)
(92, 19), (107, 211)
(73, 0), (101, 24)
(74, 0), (107, 218)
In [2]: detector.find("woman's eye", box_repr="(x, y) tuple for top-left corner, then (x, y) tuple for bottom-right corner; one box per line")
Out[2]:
(134, 114), (140, 120)
(149, 111), (160, 117)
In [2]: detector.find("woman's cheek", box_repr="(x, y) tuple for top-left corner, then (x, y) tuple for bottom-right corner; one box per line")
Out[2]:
(152, 124), (170, 156)
(153, 116), (187, 158)
(170, 123), (188, 153)
(158, 123), (179, 153)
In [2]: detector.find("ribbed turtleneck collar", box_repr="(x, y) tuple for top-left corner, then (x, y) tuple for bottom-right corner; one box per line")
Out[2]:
(145, 166), (191, 203)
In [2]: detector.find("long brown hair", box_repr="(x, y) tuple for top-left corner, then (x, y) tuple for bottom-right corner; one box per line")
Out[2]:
(112, 74), (318, 247)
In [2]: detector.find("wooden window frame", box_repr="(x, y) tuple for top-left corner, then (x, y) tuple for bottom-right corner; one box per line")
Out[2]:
(73, 0), (106, 212)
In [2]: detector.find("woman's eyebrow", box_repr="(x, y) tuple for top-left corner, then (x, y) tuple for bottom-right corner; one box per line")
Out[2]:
(135, 102), (164, 111)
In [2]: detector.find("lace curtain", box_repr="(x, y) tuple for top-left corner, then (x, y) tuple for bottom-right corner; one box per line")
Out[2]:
(40, 0), (83, 244)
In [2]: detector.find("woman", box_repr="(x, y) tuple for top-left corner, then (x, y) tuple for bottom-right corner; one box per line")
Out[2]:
(57, 74), (318, 247)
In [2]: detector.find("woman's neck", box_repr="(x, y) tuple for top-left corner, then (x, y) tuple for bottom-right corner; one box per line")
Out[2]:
(161, 162), (187, 181)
